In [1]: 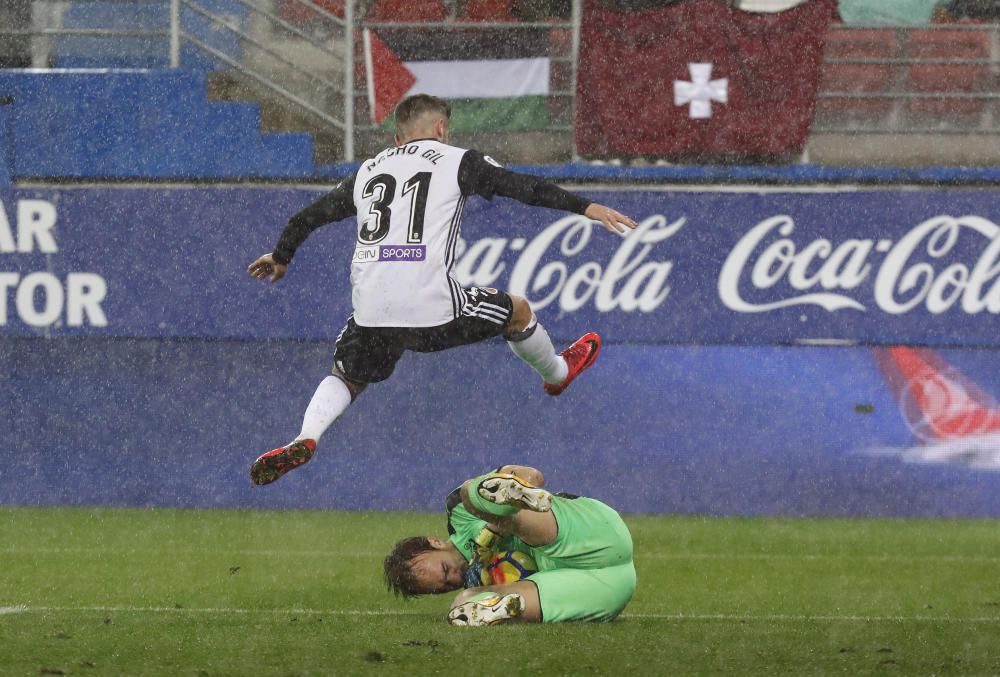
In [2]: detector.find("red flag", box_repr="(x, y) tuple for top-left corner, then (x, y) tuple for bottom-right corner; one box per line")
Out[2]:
(576, 0), (836, 159)
(878, 347), (1000, 442)
(363, 29), (416, 124)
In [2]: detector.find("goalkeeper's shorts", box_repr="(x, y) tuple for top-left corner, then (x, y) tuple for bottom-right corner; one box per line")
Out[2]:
(524, 496), (636, 623)
(530, 562), (636, 623)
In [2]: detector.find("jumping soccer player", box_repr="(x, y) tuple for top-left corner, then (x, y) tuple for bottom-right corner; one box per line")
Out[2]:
(246, 94), (637, 486)
(383, 465), (636, 625)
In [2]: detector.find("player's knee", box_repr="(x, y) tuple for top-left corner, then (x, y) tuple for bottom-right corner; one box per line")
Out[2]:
(331, 367), (367, 400)
(451, 588), (483, 607)
(504, 294), (533, 336)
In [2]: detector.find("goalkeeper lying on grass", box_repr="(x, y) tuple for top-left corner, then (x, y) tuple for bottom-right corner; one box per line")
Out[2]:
(383, 466), (636, 626)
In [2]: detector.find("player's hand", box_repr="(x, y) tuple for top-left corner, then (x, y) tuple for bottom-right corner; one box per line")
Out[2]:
(585, 203), (639, 234)
(247, 253), (287, 283)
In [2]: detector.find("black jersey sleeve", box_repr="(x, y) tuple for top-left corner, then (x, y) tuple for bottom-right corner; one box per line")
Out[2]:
(445, 486), (463, 536)
(271, 173), (358, 265)
(457, 150), (591, 215)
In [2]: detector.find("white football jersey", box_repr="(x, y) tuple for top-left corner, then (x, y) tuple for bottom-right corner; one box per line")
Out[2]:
(351, 139), (469, 327)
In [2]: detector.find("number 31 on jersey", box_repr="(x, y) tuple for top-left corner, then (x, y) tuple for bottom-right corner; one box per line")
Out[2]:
(359, 172), (431, 246)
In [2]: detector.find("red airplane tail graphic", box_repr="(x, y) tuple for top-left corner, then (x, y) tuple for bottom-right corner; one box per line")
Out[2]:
(876, 346), (1000, 442)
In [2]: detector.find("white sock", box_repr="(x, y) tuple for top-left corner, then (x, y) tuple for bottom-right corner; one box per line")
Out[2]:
(506, 316), (569, 385)
(297, 375), (353, 443)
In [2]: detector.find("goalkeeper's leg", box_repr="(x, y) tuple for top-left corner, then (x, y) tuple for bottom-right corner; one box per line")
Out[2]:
(460, 472), (558, 546)
(447, 581), (541, 626)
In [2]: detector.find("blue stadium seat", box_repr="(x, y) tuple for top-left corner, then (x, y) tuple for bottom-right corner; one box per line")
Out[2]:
(259, 133), (316, 177)
(55, 0), (247, 71)
(0, 70), (317, 179)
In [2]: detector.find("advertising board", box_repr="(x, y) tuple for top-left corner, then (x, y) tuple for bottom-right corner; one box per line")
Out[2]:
(3, 186), (998, 515)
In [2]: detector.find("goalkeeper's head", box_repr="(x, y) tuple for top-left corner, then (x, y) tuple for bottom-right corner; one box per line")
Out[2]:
(383, 535), (468, 599)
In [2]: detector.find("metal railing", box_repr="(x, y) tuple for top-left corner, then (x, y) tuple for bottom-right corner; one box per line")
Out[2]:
(0, 0), (584, 161)
(814, 23), (1000, 135)
(1, 0), (354, 156)
(181, 0), (353, 159)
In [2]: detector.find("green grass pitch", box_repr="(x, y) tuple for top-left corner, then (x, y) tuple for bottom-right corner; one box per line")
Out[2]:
(2, 507), (999, 676)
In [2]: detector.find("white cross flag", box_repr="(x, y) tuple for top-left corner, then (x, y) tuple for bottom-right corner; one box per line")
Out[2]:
(673, 63), (728, 119)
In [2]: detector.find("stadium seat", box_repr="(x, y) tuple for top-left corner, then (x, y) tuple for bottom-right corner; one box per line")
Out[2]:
(459, 0), (516, 22)
(369, 0), (447, 22)
(816, 27), (899, 127)
(904, 28), (991, 125)
(278, 0), (345, 27)
(0, 71), (315, 179)
(57, 1), (168, 68)
(55, 0), (246, 72)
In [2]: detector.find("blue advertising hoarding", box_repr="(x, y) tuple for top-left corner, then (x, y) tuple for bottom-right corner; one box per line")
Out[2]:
(0, 186), (998, 345)
(2, 186), (999, 517)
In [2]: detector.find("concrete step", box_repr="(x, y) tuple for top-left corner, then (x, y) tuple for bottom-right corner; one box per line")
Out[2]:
(208, 70), (346, 164)
(203, 3), (348, 164)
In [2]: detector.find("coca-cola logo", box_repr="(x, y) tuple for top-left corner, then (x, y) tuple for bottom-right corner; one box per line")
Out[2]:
(719, 215), (1000, 315)
(453, 214), (682, 313)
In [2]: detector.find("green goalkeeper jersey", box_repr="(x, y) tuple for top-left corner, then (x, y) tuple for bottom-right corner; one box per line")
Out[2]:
(445, 486), (634, 573)
(444, 476), (636, 622)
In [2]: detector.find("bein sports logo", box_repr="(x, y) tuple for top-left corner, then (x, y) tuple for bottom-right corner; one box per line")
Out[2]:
(719, 214), (1000, 315)
(875, 346), (1000, 470)
(353, 244), (426, 263)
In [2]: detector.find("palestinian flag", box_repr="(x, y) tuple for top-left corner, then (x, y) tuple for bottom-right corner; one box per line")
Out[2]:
(363, 27), (551, 132)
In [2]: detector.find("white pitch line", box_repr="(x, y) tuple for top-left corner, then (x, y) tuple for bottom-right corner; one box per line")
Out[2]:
(624, 612), (1000, 623)
(4, 606), (421, 616)
(638, 553), (1000, 563)
(6, 548), (1000, 564)
(2, 606), (998, 624)
(0, 548), (378, 557)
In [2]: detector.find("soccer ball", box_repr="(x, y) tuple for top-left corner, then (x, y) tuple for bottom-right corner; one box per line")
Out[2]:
(485, 550), (538, 585)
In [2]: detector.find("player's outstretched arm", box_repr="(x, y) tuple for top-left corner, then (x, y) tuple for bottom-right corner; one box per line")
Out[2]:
(457, 150), (638, 234)
(248, 173), (358, 281)
(247, 253), (287, 284)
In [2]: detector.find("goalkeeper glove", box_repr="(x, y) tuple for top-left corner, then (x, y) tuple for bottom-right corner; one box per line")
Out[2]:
(464, 525), (502, 588)
(464, 558), (487, 588)
(473, 525), (501, 560)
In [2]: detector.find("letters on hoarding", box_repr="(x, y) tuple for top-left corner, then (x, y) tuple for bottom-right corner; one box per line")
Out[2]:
(719, 214), (1000, 316)
(0, 198), (107, 328)
(453, 214), (682, 314)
